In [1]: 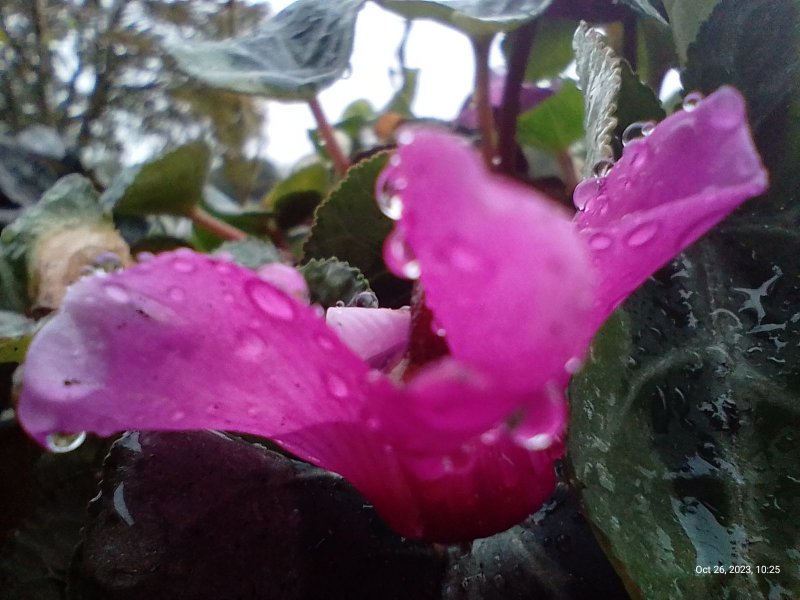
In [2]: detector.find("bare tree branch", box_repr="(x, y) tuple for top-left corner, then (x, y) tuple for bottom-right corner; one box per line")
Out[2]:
(30, 0), (55, 125)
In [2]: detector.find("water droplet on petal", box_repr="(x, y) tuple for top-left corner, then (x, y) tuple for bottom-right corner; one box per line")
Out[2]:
(397, 130), (415, 145)
(316, 333), (335, 351)
(172, 257), (195, 274)
(377, 178), (405, 220)
(517, 433), (555, 451)
(622, 120), (656, 145)
(325, 372), (349, 399)
(170, 410), (186, 423)
(588, 233), (612, 250)
(592, 158), (614, 178)
(104, 283), (130, 304)
(246, 281), (295, 321)
(572, 179), (598, 211)
(389, 154), (401, 167)
(236, 330), (267, 361)
(366, 417), (381, 431)
(626, 222), (659, 247)
(384, 230), (420, 280)
(46, 431), (86, 453)
(167, 287), (186, 302)
(136, 252), (155, 262)
(565, 356), (583, 374)
(683, 91), (704, 112)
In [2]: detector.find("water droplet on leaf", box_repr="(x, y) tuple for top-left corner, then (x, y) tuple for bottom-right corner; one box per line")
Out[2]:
(622, 120), (656, 145)
(683, 91), (704, 112)
(45, 431), (86, 453)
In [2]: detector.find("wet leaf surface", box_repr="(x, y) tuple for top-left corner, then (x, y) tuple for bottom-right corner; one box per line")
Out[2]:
(377, 0), (554, 36)
(168, 0), (365, 100)
(304, 151), (411, 308)
(67, 431), (444, 600)
(300, 257), (376, 309)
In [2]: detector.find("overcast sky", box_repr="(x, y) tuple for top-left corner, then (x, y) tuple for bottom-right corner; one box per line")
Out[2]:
(264, 1), (505, 170)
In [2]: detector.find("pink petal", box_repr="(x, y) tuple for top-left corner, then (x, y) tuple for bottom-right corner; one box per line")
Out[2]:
(573, 86), (769, 321)
(379, 129), (596, 399)
(457, 73), (555, 129)
(325, 306), (410, 369)
(18, 249), (563, 541)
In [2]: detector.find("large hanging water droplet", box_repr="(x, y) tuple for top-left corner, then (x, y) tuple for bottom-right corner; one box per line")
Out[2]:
(626, 222), (659, 247)
(592, 158), (615, 178)
(622, 120), (656, 145)
(377, 177), (406, 220)
(572, 179), (597, 211)
(682, 91), (704, 112)
(385, 230), (420, 280)
(46, 431), (86, 453)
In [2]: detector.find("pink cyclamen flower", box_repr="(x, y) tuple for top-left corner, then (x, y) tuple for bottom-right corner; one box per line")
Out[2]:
(17, 86), (766, 542)
(456, 72), (556, 129)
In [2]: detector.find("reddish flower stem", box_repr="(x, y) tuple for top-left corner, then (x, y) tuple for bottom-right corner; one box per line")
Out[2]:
(189, 206), (248, 241)
(556, 150), (578, 198)
(471, 36), (497, 169)
(497, 21), (537, 176)
(308, 97), (350, 177)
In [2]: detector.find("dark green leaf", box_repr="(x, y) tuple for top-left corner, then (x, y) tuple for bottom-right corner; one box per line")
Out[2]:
(661, 0), (720, 63)
(0, 439), (108, 600)
(303, 151), (411, 308)
(517, 80), (584, 152)
(443, 485), (628, 599)
(167, 0), (366, 100)
(377, 0), (554, 36)
(502, 18), (577, 82)
(102, 142), (210, 217)
(614, 63), (666, 140)
(265, 162), (331, 229)
(573, 23), (622, 176)
(214, 238), (280, 270)
(0, 311), (33, 363)
(683, 0), (800, 129)
(300, 258), (375, 309)
(618, 0), (668, 23)
(67, 431), (443, 599)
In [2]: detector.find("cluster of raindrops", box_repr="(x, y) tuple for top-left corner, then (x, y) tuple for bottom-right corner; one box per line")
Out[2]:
(621, 120), (656, 146)
(376, 151), (421, 281)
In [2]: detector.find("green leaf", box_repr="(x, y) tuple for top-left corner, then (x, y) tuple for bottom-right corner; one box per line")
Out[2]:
(662, 0), (720, 63)
(167, 0), (366, 100)
(384, 68), (419, 116)
(214, 238), (280, 270)
(264, 163), (331, 229)
(300, 258), (375, 309)
(618, 0), (668, 23)
(614, 62), (666, 139)
(102, 142), (210, 217)
(573, 23), (622, 176)
(303, 152), (411, 308)
(516, 80), (584, 152)
(0, 311), (33, 363)
(502, 18), (577, 82)
(376, 0), (553, 36)
(683, 0), (800, 129)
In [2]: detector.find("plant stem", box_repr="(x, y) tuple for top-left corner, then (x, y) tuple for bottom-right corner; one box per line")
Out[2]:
(497, 21), (537, 176)
(308, 97), (350, 177)
(556, 150), (578, 198)
(471, 35), (497, 169)
(623, 12), (638, 71)
(189, 206), (248, 241)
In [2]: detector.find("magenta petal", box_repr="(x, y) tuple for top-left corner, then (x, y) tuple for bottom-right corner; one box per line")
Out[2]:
(18, 249), (563, 541)
(382, 129), (596, 396)
(325, 306), (410, 369)
(18, 249), (370, 452)
(573, 86), (769, 321)
(457, 73), (555, 129)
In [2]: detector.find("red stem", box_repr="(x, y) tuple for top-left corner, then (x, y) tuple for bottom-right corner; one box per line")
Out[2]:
(189, 206), (248, 241)
(471, 36), (497, 169)
(308, 97), (350, 177)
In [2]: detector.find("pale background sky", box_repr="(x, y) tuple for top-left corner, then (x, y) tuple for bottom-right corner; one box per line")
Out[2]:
(264, 1), (505, 169)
